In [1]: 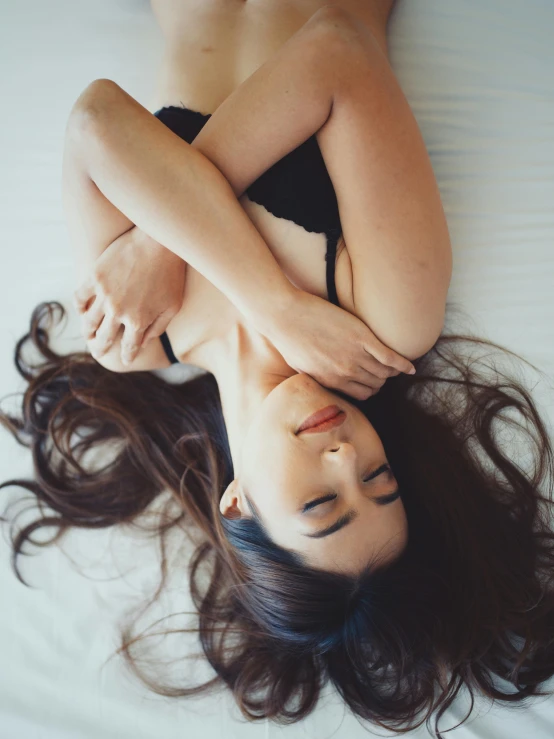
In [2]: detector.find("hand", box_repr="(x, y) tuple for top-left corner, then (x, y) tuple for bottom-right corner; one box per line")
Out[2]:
(261, 288), (416, 401)
(74, 227), (186, 365)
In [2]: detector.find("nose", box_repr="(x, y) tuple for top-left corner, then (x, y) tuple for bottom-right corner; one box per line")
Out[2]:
(325, 440), (355, 459)
(324, 442), (358, 483)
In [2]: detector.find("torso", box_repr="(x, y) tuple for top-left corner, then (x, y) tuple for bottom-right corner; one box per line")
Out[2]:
(148, 0), (376, 359)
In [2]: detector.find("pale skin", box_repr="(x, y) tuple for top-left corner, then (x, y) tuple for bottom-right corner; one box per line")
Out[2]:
(63, 1), (451, 574)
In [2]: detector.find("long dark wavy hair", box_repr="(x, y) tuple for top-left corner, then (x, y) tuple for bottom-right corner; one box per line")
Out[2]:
(1, 300), (553, 737)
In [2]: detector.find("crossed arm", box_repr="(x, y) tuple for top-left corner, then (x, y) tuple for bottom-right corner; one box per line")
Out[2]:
(64, 5), (446, 386)
(63, 9), (352, 369)
(64, 87), (297, 344)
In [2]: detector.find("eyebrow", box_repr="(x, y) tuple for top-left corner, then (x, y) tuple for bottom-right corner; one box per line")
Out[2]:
(302, 487), (401, 540)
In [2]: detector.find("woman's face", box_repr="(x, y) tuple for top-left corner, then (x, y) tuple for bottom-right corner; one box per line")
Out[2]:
(220, 373), (408, 575)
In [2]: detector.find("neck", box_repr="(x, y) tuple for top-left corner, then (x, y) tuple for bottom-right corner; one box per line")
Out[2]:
(176, 269), (297, 469)
(195, 322), (297, 469)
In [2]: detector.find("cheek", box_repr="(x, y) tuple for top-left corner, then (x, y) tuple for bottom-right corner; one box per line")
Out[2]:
(240, 426), (297, 513)
(239, 421), (272, 490)
(241, 415), (269, 467)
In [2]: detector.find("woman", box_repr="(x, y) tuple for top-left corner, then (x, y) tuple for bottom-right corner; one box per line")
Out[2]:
(1, 2), (553, 737)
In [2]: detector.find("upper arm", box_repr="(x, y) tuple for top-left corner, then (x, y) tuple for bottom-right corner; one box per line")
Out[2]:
(312, 14), (452, 362)
(88, 331), (171, 373)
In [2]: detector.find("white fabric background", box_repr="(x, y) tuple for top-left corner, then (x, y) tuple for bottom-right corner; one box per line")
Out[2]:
(0, 0), (553, 737)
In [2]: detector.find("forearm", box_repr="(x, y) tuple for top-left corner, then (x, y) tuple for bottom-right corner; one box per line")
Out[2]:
(68, 7), (341, 322)
(62, 115), (184, 294)
(188, 9), (334, 197)
(70, 81), (297, 327)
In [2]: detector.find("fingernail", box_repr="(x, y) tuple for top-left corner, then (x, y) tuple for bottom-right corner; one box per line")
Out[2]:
(408, 367), (416, 375)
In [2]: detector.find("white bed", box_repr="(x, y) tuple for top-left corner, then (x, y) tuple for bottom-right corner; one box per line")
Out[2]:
(1, 1), (553, 737)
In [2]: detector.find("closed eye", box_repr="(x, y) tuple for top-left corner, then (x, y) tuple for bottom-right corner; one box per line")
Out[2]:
(301, 462), (395, 513)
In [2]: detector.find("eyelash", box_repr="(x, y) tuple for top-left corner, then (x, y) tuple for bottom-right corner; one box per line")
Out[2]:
(302, 464), (395, 513)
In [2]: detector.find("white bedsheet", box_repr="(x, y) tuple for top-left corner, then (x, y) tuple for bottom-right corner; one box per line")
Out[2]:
(1, 1), (553, 737)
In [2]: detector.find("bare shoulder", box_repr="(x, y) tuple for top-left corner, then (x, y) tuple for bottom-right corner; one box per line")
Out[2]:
(366, 0), (396, 25)
(320, 2), (396, 55)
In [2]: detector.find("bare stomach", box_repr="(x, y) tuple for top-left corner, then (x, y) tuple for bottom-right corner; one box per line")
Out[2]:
(148, 0), (363, 313)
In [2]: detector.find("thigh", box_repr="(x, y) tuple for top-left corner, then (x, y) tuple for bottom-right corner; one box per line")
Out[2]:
(315, 16), (452, 359)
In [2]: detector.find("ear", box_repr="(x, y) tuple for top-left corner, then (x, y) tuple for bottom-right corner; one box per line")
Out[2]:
(219, 479), (248, 520)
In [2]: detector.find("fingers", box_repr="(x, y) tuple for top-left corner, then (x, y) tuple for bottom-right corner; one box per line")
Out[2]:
(79, 292), (153, 365)
(364, 343), (416, 375)
(91, 309), (121, 358)
(120, 321), (146, 366)
(344, 380), (375, 402)
(348, 364), (386, 400)
(360, 355), (398, 380)
(73, 279), (95, 314)
(85, 309), (149, 366)
(348, 358), (398, 399)
(355, 367), (386, 391)
(81, 296), (105, 340)
(141, 311), (172, 344)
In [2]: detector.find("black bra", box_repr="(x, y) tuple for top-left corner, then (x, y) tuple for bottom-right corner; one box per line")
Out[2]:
(153, 105), (343, 364)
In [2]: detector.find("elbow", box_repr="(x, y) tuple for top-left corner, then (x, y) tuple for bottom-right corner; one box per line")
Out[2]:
(395, 321), (444, 362)
(68, 79), (124, 135)
(372, 314), (444, 363)
(404, 333), (441, 362)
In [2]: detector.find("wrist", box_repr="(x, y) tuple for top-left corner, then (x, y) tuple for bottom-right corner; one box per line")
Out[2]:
(244, 278), (299, 336)
(134, 228), (183, 264)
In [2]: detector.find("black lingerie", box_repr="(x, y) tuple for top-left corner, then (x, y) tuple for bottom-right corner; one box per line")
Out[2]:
(153, 105), (342, 364)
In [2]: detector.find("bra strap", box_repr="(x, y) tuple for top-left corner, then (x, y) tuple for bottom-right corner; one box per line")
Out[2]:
(324, 228), (342, 307)
(160, 331), (179, 364)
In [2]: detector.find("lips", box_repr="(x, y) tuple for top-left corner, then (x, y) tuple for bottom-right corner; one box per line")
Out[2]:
(296, 404), (346, 434)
